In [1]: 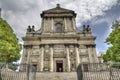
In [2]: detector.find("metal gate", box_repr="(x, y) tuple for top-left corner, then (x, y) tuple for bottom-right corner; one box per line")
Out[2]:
(0, 63), (36, 80)
(77, 63), (120, 80)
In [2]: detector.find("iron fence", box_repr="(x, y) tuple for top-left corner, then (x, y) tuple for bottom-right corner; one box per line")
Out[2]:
(0, 63), (36, 80)
(77, 62), (120, 80)
(1, 62), (120, 80)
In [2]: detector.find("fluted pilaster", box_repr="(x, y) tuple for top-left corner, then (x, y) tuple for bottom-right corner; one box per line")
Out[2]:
(64, 18), (67, 31)
(75, 45), (80, 68)
(40, 45), (44, 71)
(50, 45), (54, 72)
(51, 17), (54, 32)
(66, 45), (70, 72)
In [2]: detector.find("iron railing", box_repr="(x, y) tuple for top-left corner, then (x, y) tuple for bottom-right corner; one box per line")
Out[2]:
(77, 62), (120, 80)
(1, 62), (120, 80)
(0, 63), (36, 80)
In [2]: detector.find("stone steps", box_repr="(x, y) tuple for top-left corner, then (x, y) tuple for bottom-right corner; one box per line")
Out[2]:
(36, 72), (77, 80)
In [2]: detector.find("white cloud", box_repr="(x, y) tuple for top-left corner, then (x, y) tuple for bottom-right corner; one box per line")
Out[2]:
(118, 16), (120, 21)
(0, 0), (118, 41)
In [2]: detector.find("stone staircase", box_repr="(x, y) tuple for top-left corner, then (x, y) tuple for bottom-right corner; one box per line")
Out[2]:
(36, 72), (77, 80)
(1, 69), (77, 80)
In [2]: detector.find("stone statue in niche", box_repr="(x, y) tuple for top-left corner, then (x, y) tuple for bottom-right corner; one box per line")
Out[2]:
(43, 61), (49, 71)
(44, 45), (50, 59)
(71, 63), (75, 71)
(70, 58), (75, 71)
(69, 45), (75, 56)
(70, 49), (75, 57)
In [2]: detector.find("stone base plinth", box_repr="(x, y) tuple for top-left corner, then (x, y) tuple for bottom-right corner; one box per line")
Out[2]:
(36, 72), (77, 80)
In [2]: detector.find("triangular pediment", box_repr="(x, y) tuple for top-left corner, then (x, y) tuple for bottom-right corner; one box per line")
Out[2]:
(41, 4), (75, 14)
(43, 7), (74, 13)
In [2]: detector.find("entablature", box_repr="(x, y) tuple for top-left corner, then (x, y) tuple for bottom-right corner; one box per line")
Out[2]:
(43, 13), (74, 18)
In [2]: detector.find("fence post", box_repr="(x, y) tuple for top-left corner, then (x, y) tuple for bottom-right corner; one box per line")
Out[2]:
(77, 64), (83, 80)
(109, 64), (112, 80)
(0, 63), (5, 80)
(27, 64), (30, 80)
(29, 64), (36, 80)
(0, 69), (2, 80)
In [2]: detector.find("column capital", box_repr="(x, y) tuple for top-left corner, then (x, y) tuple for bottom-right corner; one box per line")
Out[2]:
(23, 45), (33, 49)
(65, 44), (69, 47)
(86, 44), (96, 48)
(74, 44), (79, 47)
(49, 44), (54, 47)
(40, 44), (45, 47)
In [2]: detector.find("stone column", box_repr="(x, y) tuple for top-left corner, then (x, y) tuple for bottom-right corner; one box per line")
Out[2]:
(72, 18), (76, 30)
(40, 45), (44, 71)
(64, 17), (67, 31)
(92, 45), (99, 62)
(50, 45), (54, 72)
(87, 45), (93, 63)
(27, 47), (31, 64)
(21, 47), (27, 64)
(51, 17), (54, 32)
(41, 18), (44, 33)
(20, 47), (27, 71)
(26, 46), (32, 73)
(43, 18), (46, 32)
(75, 45), (80, 68)
(66, 45), (70, 72)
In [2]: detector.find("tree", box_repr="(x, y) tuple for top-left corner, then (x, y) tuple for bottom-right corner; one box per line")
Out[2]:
(0, 17), (22, 63)
(103, 21), (120, 62)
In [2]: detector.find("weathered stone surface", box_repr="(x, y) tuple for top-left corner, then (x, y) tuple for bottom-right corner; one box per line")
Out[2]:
(21, 4), (98, 80)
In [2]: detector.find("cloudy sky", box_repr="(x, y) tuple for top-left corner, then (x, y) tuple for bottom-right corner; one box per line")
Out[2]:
(0, 0), (120, 53)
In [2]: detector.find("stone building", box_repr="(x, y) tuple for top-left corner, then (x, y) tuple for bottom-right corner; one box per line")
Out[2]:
(21, 4), (98, 72)
(97, 52), (104, 63)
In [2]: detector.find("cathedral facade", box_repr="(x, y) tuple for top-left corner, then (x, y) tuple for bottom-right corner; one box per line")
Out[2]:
(21, 4), (98, 72)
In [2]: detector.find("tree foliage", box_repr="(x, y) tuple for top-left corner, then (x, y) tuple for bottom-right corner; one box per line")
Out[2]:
(0, 18), (21, 62)
(103, 21), (120, 62)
